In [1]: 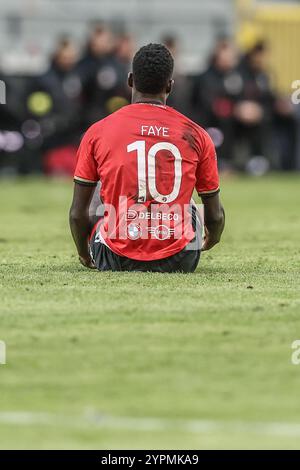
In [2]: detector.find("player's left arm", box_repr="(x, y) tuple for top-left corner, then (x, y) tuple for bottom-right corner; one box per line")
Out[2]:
(195, 130), (225, 251)
(201, 192), (225, 251)
(69, 183), (96, 269)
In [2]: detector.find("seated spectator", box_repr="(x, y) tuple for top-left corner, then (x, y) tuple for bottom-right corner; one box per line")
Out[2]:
(25, 37), (82, 175)
(191, 37), (242, 169)
(235, 40), (275, 171)
(77, 24), (129, 128)
(115, 32), (135, 76)
(162, 34), (192, 116)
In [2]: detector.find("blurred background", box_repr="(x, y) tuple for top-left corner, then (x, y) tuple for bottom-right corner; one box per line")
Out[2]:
(0, 0), (300, 177)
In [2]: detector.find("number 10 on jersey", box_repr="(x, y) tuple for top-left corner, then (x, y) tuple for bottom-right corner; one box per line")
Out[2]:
(127, 140), (182, 204)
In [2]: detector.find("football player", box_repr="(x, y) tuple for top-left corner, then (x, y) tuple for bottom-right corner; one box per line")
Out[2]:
(70, 43), (225, 272)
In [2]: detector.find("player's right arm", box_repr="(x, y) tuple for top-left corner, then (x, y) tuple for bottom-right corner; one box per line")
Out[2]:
(69, 182), (96, 268)
(69, 125), (99, 268)
(195, 130), (225, 251)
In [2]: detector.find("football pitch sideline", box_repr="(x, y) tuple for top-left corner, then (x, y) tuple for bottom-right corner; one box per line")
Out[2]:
(0, 174), (299, 449)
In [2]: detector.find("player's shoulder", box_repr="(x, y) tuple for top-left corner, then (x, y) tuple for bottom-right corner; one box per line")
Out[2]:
(167, 106), (212, 145)
(89, 105), (133, 130)
(81, 106), (133, 144)
(82, 120), (104, 140)
(81, 112), (117, 140)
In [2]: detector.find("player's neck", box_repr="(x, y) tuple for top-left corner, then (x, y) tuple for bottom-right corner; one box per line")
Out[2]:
(132, 92), (167, 106)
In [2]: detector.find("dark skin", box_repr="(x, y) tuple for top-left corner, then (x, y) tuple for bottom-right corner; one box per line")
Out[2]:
(201, 193), (225, 251)
(69, 73), (225, 268)
(69, 184), (97, 268)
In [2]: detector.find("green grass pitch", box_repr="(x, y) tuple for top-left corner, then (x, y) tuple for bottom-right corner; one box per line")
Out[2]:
(0, 174), (300, 449)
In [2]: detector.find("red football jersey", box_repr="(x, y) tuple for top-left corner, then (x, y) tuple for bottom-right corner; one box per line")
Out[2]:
(74, 103), (219, 261)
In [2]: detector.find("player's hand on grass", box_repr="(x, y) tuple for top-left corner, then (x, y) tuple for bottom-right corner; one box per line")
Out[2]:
(201, 226), (220, 251)
(79, 255), (96, 269)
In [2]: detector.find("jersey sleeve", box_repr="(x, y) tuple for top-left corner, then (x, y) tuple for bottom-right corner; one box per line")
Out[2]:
(195, 130), (219, 196)
(74, 126), (99, 186)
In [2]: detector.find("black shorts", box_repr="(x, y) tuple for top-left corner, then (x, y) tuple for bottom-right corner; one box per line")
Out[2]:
(90, 206), (202, 273)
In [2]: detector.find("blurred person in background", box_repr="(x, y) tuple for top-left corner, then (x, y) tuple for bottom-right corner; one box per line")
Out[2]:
(25, 37), (82, 176)
(235, 39), (296, 173)
(191, 37), (242, 170)
(0, 73), (23, 130)
(235, 40), (275, 172)
(77, 23), (130, 129)
(162, 34), (192, 116)
(272, 93), (297, 171)
(0, 69), (29, 175)
(115, 32), (135, 77)
(77, 23), (114, 85)
(114, 32), (135, 101)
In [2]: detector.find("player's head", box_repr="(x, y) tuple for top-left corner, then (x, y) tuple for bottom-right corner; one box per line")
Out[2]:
(128, 43), (174, 98)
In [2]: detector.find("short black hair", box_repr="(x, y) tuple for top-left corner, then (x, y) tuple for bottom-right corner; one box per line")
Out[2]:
(132, 43), (174, 94)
